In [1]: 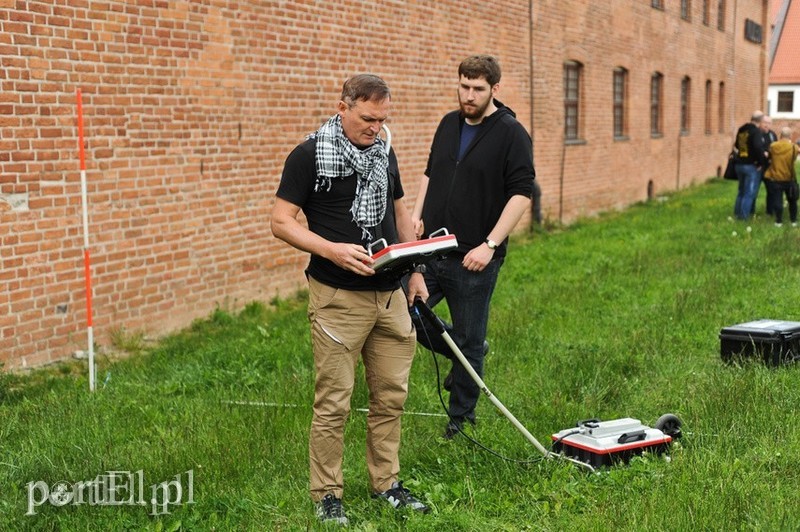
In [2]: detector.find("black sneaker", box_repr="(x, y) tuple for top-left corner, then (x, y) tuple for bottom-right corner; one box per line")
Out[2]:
(442, 416), (476, 440)
(315, 493), (348, 526)
(373, 481), (430, 513)
(442, 419), (462, 439)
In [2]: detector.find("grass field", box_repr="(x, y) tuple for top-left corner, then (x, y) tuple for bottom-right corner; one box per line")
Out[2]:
(3, 177), (800, 530)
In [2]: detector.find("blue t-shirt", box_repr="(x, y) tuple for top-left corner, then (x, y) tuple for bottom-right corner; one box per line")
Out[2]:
(458, 122), (481, 161)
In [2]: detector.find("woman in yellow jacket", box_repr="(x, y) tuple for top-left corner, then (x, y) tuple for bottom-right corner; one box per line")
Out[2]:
(764, 127), (799, 227)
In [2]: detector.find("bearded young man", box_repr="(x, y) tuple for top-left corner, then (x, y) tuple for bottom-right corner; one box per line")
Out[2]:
(408, 55), (536, 439)
(271, 74), (429, 526)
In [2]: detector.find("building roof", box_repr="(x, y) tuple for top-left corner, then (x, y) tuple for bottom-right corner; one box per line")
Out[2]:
(771, 0), (800, 84)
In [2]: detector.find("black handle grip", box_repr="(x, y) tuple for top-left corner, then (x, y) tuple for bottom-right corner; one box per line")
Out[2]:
(412, 298), (446, 334)
(617, 430), (647, 444)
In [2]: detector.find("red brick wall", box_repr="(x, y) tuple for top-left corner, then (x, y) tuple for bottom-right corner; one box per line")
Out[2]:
(771, 119), (800, 141)
(532, 0), (769, 222)
(0, 0), (767, 369)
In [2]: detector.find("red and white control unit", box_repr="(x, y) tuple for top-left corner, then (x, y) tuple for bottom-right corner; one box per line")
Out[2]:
(551, 418), (675, 468)
(369, 229), (458, 274)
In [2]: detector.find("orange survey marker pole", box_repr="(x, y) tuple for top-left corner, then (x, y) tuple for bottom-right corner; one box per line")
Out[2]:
(76, 89), (95, 391)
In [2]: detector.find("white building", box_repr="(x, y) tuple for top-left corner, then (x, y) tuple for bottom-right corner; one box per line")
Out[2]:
(769, 1), (800, 123)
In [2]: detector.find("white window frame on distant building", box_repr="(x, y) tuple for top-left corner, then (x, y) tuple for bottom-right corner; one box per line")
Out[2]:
(777, 91), (794, 113)
(768, 85), (800, 119)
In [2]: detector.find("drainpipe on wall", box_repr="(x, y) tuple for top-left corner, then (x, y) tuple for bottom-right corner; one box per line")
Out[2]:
(730, 0), (738, 137)
(529, 0), (537, 225)
(676, 131), (682, 190)
(558, 138), (566, 224)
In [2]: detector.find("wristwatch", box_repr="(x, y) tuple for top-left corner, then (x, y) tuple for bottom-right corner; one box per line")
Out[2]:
(413, 264), (426, 274)
(485, 238), (498, 250)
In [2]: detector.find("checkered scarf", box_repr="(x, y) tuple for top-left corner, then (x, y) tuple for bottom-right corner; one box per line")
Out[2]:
(309, 114), (389, 242)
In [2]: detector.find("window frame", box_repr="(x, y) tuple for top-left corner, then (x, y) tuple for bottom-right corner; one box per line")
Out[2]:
(564, 61), (582, 141)
(613, 67), (628, 139)
(705, 80), (712, 134)
(681, 76), (692, 135)
(777, 91), (795, 113)
(651, 72), (664, 137)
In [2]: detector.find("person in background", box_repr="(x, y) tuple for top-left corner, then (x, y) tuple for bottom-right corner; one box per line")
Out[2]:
(271, 74), (430, 526)
(759, 115), (779, 216)
(763, 127), (798, 227)
(733, 111), (768, 220)
(408, 55), (535, 439)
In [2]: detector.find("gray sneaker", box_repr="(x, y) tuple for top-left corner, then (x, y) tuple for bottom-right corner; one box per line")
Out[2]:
(373, 481), (430, 513)
(315, 493), (348, 526)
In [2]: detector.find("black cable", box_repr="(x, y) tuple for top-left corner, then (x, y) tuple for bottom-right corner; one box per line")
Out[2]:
(410, 303), (547, 466)
(551, 429), (582, 449)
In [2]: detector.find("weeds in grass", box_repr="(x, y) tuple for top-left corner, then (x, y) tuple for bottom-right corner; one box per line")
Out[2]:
(4, 179), (800, 529)
(108, 326), (148, 355)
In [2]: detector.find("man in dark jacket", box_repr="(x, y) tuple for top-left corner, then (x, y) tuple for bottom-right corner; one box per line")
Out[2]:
(408, 55), (535, 439)
(733, 111), (768, 220)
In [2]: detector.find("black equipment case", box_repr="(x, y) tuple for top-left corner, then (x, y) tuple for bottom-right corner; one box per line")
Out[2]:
(719, 319), (800, 366)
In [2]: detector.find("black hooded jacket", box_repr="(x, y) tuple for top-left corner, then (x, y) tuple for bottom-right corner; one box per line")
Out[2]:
(422, 100), (535, 258)
(733, 122), (768, 167)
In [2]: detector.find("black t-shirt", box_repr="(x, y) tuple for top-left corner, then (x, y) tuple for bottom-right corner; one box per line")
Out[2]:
(276, 138), (405, 291)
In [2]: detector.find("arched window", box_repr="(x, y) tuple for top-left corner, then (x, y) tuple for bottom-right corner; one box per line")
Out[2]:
(681, 76), (692, 134)
(651, 72), (664, 136)
(613, 67), (628, 139)
(564, 61), (582, 141)
(705, 80), (712, 134)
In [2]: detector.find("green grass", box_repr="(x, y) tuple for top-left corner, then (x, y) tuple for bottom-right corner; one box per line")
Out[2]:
(3, 178), (800, 530)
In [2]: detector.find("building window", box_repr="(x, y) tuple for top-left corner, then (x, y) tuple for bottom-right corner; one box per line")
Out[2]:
(705, 80), (712, 134)
(681, 0), (692, 21)
(652, 0), (664, 9)
(651, 72), (663, 136)
(744, 19), (763, 44)
(613, 67), (628, 139)
(564, 61), (582, 141)
(778, 91), (794, 113)
(718, 82), (726, 133)
(681, 76), (691, 134)
(717, 0), (726, 31)
(702, 0), (710, 25)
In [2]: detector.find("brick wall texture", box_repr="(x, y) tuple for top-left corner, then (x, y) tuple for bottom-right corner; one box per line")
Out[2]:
(1, 0), (769, 369)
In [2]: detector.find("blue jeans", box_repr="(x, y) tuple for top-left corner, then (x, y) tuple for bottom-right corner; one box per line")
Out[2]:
(733, 163), (760, 220)
(411, 254), (504, 422)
